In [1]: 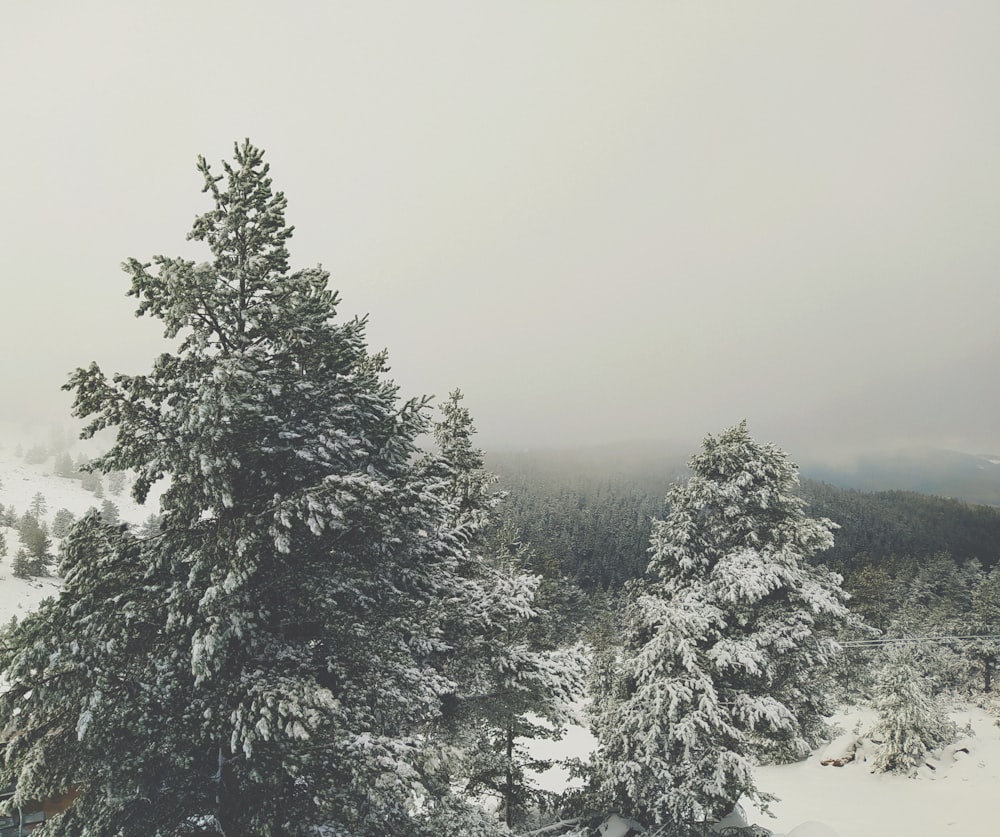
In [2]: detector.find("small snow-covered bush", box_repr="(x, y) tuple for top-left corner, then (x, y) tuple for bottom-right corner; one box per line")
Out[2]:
(870, 645), (957, 774)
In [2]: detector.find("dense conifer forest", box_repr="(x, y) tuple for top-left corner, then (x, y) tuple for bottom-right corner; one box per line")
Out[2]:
(489, 448), (1000, 591)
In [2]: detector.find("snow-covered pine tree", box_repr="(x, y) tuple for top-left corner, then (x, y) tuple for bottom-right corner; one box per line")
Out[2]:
(970, 564), (1000, 692)
(870, 645), (957, 774)
(0, 141), (490, 836)
(591, 422), (848, 827)
(888, 553), (976, 694)
(51, 508), (76, 538)
(431, 389), (502, 536)
(422, 392), (585, 832)
(13, 511), (51, 577)
(458, 530), (585, 830)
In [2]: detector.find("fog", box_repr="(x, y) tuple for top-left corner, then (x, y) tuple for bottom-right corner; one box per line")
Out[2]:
(3, 2), (1000, 462)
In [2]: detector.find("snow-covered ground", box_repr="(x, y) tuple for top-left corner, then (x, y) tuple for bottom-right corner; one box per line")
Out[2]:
(528, 702), (1000, 836)
(0, 422), (162, 624)
(744, 704), (1000, 837)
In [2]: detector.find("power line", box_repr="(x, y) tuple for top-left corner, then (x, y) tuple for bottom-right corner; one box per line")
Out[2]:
(840, 634), (1000, 649)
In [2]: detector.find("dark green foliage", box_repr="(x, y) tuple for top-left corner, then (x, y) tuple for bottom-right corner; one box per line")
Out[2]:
(427, 393), (585, 832)
(488, 450), (674, 589)
(844, 560), (904, 632)
(489, 448), (1000, 593)
(455, 531), (584, 830)
(800, 481), (1000, 574)
(0, 140), (511, 837)
(99, 500), (120, 525)
(837, 551), (1000, 701)
(51, 509), (76, 539)
(971, 565), (1000, 692)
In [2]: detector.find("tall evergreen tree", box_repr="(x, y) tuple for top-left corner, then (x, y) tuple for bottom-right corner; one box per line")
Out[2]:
(971, 565), (1000, 692)
(51, 508), (76, 539)
(29, 492), (47, 519)
(457, 529), (585, 830)
(14, 512), (51, 577)
(592, 422), (848, 827)
(0, 141), (493, 836)
(423, 392), (584, 832)
(431, 390), (501, 534)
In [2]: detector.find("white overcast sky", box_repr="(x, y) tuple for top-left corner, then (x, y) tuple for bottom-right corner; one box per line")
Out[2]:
(2, 1), (1000, 460)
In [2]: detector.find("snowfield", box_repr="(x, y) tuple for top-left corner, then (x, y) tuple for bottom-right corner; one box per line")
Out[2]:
(744, 704), (1000, 837)
(526, 703), (1000, 836)
(529, 704), (1000, 837)
(0, 423), (161, 624)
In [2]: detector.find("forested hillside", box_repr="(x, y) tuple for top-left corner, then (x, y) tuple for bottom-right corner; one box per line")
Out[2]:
(489, 449), (1000, 590)
(487, 447), (680, 588)
(799, 481), (1000, 573)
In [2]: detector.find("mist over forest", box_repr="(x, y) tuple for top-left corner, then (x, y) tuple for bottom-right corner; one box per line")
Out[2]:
(5, 3), (1000, 461)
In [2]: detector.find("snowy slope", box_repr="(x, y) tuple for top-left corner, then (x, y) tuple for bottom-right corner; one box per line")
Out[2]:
(0, 423), (163, 624)
(528, 702), (1000, 836)
(744, 704), (1000, 837)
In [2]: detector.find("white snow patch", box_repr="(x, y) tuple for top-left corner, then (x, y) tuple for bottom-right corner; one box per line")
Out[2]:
(784, 823), (840, 837)
(525, 701), (1000, 836)
(522, 702), (597, 792)
(744, 705), (1000, 837)
(0, 424), (163, 624)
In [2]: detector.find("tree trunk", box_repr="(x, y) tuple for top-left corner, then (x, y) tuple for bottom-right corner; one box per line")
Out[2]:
(504, 721), (515, 829)
(216, 743), (238, 835)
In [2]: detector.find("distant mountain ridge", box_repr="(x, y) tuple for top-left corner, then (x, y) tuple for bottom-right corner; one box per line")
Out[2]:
(487, 442), (1000, 588)
(489, 440), (1000, 508)
(802, 447), (1000, 507)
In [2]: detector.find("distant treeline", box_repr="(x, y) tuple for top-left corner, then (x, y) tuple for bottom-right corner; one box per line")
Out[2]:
(799, 481), (1000, 573)
(488, 449), (1000, 590)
